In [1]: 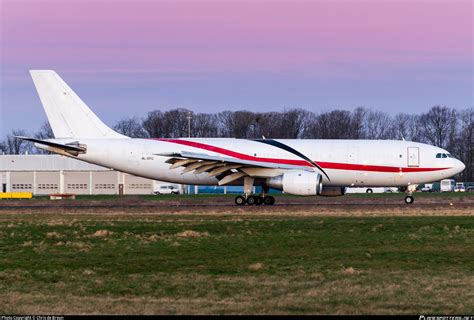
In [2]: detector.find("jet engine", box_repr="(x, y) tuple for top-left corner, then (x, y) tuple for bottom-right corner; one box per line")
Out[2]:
(267, 170), (322, 196)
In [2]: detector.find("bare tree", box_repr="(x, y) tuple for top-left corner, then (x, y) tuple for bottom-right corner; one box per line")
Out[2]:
(30, 121), (55, 154)
(34, 121), (54, 139)
(418, 106), (457, 149)
(218, 111), (256, 138)
(451, 108), (473, 181)
(349, 107), (368, 139)
(363, 110), (395, 140)
(275, 109), (310, 138)
(113, 117), (148, 138)
(252, 112), (281, 138)
(392, 113), (421, 141)
(4, 129), (32, 154)
(164, 109), (193, 138)
(0, 140), (6, 154)
(142, 109), (192, 138)
(304, 110), (354, 139)
(192, 113), (219, 138)
(142, 110), (165, 138)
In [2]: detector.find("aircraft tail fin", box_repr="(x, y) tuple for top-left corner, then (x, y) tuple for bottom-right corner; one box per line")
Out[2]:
(29, 70), (127, 139)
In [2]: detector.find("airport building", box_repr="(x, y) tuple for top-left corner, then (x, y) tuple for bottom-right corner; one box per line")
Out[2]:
(0, 155), (251, 195)
(0, 154), (177, 195)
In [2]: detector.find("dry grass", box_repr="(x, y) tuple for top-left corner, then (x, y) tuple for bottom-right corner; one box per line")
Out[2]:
(176, 230), (209, 238)
(1, 271), (472, 314)
(341, 267), (358, 276)
(91, 230), (113, 237)
(1, 201), (473, 315)
(248, 262), (265, 271)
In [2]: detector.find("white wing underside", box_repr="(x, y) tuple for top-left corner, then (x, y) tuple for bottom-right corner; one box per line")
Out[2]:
(156, 151), (310, 185)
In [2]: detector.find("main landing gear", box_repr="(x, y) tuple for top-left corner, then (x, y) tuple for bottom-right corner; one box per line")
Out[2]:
(234, 176), (275, 206)
(235, 194), (275, 206)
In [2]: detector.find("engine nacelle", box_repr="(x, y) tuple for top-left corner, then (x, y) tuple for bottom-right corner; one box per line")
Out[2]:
(319, 186), (347, 197)
(267, 170), (322, 196)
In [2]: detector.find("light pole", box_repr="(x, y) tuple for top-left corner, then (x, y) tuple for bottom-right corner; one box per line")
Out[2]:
(187, 111), (192, 138)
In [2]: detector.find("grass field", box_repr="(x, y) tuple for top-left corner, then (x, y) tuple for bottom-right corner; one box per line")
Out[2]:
(1, 210), (473, 314)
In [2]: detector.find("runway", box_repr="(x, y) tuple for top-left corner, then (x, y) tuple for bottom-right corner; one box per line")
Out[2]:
(0, 201), (472, 210)
(1, 194), (472, 217)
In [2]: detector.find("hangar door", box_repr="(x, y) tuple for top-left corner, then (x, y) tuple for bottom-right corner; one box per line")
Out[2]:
(407, 147), (420, 167)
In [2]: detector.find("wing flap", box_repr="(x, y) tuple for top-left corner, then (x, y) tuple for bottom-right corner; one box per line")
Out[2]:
(155, 150), (310, 185)
(155, 151), (305, 170)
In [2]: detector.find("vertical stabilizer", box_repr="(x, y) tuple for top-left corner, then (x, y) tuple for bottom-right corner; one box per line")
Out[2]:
(30, 70), (127, 139)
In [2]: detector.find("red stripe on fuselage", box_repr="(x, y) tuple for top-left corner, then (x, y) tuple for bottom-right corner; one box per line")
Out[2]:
(153, 138), (450, 173)
(155, 138), (308, 166)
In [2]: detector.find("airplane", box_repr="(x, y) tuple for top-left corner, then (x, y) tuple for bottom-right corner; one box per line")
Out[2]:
(17, 70), (465, 205)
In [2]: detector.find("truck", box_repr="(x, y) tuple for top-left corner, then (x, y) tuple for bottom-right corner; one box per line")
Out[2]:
(420, 183), (434, 192)
(153, 183), (181, 195)
(345, 187), (398, 194)
(440, 179), (455, 192)
(454, 182), (465, 192)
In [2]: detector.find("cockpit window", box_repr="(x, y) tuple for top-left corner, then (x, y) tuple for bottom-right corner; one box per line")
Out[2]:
(436, 153), (453, 159)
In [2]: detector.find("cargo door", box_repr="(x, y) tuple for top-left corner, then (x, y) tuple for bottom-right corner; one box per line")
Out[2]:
(407, 147), (420, 167)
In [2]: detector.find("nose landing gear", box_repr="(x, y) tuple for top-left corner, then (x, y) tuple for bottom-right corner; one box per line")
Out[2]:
(404, 195), (414, 204)
(403, 184), (417, 205)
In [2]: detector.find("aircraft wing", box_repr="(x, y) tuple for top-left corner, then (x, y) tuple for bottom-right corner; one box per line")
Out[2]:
(155, 151), (310, 185)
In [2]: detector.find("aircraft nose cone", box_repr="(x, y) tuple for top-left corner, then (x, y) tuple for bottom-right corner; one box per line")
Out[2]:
(457, 159), (466, 174)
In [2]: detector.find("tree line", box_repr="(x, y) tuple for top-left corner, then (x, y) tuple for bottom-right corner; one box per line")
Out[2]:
(1, 105), (473, 181)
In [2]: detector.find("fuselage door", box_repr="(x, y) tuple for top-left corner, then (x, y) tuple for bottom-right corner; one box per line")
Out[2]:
(407, 147), (420, 167)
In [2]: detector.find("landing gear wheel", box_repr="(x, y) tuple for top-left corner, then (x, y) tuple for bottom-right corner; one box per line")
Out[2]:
(235, 195), (246, 206)
(246, 195), (256, 205)
(404, 195), (414, 204)
(263, 196), (275, 206)
(255, 196), (263, 206)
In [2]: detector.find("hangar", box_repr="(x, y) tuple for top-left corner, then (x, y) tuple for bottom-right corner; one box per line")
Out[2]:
(0, 154), (178, 195)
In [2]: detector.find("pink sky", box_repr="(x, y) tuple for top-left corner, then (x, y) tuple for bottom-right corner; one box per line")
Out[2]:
(0, 0), (473, 136)
(2, 1), (472, 74)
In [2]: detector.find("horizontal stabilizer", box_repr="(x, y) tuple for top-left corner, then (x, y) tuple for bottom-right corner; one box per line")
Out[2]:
(15, 136), (86, 155)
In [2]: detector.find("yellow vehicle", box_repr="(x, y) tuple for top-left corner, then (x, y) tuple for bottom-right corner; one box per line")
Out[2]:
(0, 192), (33, 199)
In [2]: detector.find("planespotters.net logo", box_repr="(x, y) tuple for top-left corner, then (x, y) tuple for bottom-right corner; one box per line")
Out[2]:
(420, 316), (474, 320)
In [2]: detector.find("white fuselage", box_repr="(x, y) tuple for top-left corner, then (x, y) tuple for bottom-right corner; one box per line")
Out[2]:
(51, 138), (464, 188)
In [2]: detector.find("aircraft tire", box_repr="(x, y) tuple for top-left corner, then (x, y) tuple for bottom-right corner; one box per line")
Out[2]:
(246, 195), (256, 205)
(235, 195), (246, 206)
(263, 196), (275, 206)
